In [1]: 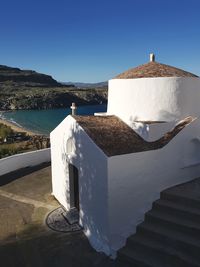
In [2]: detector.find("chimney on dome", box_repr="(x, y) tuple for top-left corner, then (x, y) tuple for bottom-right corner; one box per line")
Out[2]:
(150, 53), (155, 62)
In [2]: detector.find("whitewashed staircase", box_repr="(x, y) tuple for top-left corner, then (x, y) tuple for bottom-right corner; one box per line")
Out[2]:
(117, 177), (200, 267)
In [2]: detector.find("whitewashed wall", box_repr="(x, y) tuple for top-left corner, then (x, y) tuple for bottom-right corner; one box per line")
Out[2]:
(0, 148), (51, 176)
(147, 121), (176, 141)
(128, 121), (176, 141)
(50, 116), (110, 254)
(107, 77), (200, 123)
(107, 118), (200, 257)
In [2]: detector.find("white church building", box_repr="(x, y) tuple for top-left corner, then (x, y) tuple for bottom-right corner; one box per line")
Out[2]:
(50, 54), (200, 257)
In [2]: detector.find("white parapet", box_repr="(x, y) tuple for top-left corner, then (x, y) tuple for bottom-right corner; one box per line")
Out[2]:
(0, 148), (51, 176)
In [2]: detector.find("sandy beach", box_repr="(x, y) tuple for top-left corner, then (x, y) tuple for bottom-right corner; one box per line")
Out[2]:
(0, 118), (38, 136)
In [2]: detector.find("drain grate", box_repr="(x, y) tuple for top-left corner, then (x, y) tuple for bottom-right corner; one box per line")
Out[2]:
(46, 207), (82, 233)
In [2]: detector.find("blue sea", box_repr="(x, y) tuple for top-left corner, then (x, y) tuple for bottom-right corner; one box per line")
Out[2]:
(0, 104), (107, 135)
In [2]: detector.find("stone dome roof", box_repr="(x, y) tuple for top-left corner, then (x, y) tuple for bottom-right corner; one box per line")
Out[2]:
(115, 61), (198, 79)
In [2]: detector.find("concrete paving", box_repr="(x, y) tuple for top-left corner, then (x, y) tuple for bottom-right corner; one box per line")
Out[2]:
(0, 164), (122, 267)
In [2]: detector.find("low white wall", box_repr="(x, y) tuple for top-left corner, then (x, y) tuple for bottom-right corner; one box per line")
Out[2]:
(107, 77), (200, 123)
(0, 148), (51, 176)
(107, 118), (200, 256)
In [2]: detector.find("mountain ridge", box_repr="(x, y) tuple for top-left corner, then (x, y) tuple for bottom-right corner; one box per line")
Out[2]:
(0, 64), (63, 87)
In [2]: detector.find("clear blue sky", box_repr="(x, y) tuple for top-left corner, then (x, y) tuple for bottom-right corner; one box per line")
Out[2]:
(1, 0), (200, 82)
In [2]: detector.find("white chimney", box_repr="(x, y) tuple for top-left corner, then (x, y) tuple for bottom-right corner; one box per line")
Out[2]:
(150, 53), (155, 62)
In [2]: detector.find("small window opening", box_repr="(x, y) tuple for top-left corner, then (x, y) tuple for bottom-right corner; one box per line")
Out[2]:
(66, 138), (73, 154)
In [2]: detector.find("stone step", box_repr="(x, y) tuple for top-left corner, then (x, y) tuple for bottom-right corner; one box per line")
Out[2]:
(137, 221), (200, 260)
(118, 246), (166, 267)
(62, 207), (79, 225)
(118, 178), (200, 266)
(161, 191), (200, 210)
(145, 209), (200, 238)
(152, 199), (200, 223)
(126, 233), (200, 266)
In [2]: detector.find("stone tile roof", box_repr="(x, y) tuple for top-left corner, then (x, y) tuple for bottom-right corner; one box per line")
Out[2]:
(115, 61), (198, 79)
(73, 115), (194, 157)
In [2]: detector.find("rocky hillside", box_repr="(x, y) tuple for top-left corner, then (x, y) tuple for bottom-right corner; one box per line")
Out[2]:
(0, 65), (63, 87)
(0, 65), (108, 110)
(0, 88), (107, 110)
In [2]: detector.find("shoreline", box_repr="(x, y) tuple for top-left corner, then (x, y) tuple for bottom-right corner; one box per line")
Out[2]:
(0, 118), (39, 136)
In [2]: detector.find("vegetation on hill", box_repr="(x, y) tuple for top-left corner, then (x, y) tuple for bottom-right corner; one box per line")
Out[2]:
(0, 123), (13, 140)
(0, 85), (107, 110)
(0, 65), (108, 110)
(0, 122), (50, 159)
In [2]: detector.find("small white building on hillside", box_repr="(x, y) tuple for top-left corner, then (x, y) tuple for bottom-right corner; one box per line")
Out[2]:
(50, 54), (200, 257)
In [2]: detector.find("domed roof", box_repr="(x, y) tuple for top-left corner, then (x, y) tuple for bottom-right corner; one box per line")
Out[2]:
(115, 61), (198, 79)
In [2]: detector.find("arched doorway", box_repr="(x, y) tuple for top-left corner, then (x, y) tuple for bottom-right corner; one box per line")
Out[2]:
(69, 164), (79, 211)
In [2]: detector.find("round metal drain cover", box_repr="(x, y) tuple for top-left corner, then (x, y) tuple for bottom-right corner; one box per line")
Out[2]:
(46, 207), (82, 233)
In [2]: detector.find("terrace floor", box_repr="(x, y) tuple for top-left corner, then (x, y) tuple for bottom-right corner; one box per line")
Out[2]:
(0, 163), (121, 267)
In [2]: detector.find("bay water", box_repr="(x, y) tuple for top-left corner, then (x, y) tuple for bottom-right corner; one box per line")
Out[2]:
(1, 104), (107, 135)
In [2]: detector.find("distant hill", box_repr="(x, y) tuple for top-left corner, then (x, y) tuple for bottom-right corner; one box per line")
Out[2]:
(62, 81), (108, 89)
(0, 65), (63, 87)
